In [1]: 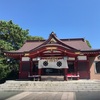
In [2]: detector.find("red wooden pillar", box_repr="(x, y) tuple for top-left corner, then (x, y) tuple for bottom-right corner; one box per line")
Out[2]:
(87, 56), (90, 79)
(75, 57), (78, 74)
(38, 69), (42, 75)
(74, 61), (76, 74)
(38, 68), (42, 81)
(19, 57), (22, 79)
(30, 58), (33, 76)
(64, 68), (67, 81)
(74, 57), (80, 80)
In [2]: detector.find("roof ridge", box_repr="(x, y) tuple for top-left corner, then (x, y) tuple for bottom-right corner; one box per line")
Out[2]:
(60, 38), (85, 41)
(26, 40), (45, 42)
(29, 32), (79, 52)
(26, 38), (85, 42)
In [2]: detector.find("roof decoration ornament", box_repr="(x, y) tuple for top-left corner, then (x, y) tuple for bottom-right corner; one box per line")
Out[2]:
(50, 31), (57, 37)
(24, 53), (30, 56)
(50, 38), (57, 43)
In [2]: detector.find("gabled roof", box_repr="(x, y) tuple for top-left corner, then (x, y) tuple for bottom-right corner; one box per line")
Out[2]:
(5, 32), (100, 56)
(62, 38), (91, 51)
(29, 32), (79, 53)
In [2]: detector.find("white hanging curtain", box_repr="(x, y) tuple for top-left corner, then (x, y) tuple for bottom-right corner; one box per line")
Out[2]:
(38, 59), (68, 69)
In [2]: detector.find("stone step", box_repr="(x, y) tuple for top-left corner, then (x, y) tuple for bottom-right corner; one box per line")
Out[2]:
(41, 75), (64, 81)
(0, 80), (100, 92)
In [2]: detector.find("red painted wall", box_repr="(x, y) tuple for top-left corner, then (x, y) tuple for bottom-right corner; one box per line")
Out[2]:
(19, 61), (30, 79)
(77, 61), (90, 79)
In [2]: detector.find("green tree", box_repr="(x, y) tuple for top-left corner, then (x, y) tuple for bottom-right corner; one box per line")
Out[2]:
(0, 20), (44, 82)
(27, 35), (44, 40)
(0, 20), (29, 82)
(0, 20), (29, 50)
(86, 40), (92, 48)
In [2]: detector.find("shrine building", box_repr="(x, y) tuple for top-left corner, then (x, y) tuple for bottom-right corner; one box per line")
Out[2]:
(4, 32), (100, 80)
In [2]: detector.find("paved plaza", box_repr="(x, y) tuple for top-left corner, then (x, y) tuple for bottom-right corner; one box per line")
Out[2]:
(0, 91), (100, 100)
(0, 80), (100, 100)
(5, 92), (75, 100)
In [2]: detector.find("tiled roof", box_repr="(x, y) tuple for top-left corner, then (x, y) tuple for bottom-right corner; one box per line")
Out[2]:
(9, 38), (91, 53)
(17, 41), (43, 52)
(62, 39), (91, 50)
(5, 32), (99, 55)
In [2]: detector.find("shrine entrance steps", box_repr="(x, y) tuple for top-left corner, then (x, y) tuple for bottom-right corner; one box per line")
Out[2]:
(0, 80), (100, 92)
(41, 75), (64, 81)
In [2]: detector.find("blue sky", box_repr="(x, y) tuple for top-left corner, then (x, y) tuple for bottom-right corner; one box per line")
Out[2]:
(0, 0), (100, 49)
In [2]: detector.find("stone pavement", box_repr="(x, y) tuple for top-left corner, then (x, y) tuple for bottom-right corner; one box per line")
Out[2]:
(0, 91), (100, 100)
(41, 75), (64, 81)
(0, 80), (100, 92)
(5, 92), (75, 100)
(0, 80), (100, 100)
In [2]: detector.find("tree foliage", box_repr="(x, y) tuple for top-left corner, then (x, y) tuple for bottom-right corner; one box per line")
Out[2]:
(0, 20), (44, 82)
(27, 35), (44, 40)
(86, 40), (92, 48)
(0, 20), (29, 50)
